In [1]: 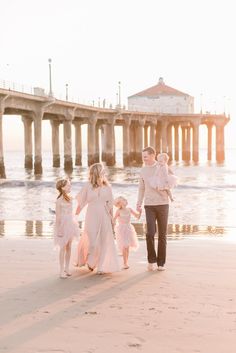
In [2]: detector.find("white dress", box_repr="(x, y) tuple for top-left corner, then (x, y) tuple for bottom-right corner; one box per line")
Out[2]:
(76, 182), (120, 273)
(114, 208), (139, 252)
(54, 197), (80, 248)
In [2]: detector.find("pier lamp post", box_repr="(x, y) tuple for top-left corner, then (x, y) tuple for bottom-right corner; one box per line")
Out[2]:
(223, 96), (226, 114)
(200, 93), (203, 114)
(48, 58), (53, 96)
(116, 92), (118, 107)
(118, 81), (121, 108)
(66, 83), (68, 101)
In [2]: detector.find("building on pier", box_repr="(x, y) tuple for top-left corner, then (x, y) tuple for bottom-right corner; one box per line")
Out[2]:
(128, 77), (194, 114)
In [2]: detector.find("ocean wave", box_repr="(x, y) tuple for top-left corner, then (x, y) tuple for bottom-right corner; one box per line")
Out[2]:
(1, 179), (236, 191)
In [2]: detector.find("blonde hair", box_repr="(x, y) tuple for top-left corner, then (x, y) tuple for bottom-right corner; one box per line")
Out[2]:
(56, 178), (70, 202)
(114, 196), (127, 209)
(89, 163), (108, 188)
(157, 153), (169, 163)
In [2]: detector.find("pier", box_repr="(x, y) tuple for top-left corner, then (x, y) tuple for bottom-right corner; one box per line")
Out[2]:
(0, 88), (229, 177)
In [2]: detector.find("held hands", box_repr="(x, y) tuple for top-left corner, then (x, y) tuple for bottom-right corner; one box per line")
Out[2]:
(136, 204), (142, 213)
(75, 206), (80, 215)
(137, 209), (142, 220)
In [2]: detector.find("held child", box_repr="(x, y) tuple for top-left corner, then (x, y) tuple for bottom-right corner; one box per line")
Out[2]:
(113, 196), (140, 269)
(54, 179), (80, 278)
(148, 152), (177, 202)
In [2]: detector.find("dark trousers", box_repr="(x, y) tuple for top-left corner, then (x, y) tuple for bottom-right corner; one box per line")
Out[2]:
(144, 205), (169, 266)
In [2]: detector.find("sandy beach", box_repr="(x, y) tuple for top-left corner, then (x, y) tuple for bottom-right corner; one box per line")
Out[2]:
(0, 235), (236, 353)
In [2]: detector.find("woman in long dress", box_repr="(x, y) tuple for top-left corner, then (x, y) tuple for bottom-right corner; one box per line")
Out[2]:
(75, 163), (120, 274)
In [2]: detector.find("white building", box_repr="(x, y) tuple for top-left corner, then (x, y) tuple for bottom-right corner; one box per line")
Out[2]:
(128, 77), (194, 114)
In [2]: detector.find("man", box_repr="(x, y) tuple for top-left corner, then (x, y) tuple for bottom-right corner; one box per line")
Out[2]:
(136, 146), (169, 271)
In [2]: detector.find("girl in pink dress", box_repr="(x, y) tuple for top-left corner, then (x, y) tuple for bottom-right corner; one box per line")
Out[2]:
(148, 152), (177, 202)
(54, 179), (80, 278)
(75, 163), (120, 275)
(113, 196), (141, 269)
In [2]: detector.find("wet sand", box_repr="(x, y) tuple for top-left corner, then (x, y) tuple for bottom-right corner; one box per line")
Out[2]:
(0, 235), (236, 353)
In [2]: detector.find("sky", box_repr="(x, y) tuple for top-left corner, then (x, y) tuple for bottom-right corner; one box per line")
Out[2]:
(0, 0), (236, 151)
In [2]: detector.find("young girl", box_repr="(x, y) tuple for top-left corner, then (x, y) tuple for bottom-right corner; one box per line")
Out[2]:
(54, 178), (80, 278)
(148, 152), (177, 202)
(113, 196), (141, 269)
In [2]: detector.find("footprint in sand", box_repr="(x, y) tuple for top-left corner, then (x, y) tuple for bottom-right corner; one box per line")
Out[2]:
(84, 311), (98, 315)
(128, 343), (142, 348)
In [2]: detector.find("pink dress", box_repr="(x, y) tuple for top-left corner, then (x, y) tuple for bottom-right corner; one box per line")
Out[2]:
(54, 197), (80, 248)
(76, 182), (120, 273)
(148, 162), (178, 190)
(114, 208), (139, 252)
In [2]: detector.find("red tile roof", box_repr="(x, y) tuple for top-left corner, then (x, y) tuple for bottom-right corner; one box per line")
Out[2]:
(129, 79), (190, 98)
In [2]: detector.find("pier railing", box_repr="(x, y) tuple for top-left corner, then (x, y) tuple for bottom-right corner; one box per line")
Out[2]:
(0, 79), (119, 108)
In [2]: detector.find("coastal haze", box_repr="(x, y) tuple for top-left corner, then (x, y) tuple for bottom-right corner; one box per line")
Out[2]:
(1, 0), (236, 150)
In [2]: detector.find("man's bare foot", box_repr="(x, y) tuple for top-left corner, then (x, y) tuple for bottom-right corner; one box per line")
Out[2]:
(97, 271), (105, 275)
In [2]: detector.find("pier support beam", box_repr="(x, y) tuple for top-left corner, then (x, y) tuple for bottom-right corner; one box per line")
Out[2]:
(174, 124), (179, 161)
(74, 121), (82, 166)
(149, 122), (156, 149)
(129, 122), (135, 163)
(144, 125), (148, 148)
(33, 109), (43, 175)
(0, 113), (6, 178)
(156, 124), (161, 155)
(101, 125), (106, 162)
(22, 116), (33, 169)
(95, 124), (100, 163)
(192, 121), (200, 163)
(167, 124), (173, 160)
(87, 118), (97, 166)
(103, 119), (116, 166)
(181, 126), (187, 161)
(207, 124), (213, 161)
(63, 118), (73, 172)
(186, 127), (191, 162)
(123, 117), (131, 167)
(216, 123), (225, 162)
(50, 120), (60, 167)
(135, 119), (145, 165)
(161, 120), (168, 153)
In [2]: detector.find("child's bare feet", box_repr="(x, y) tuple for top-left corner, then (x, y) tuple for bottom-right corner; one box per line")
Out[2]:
(87, 264), (94, 271)
(64, 270), (72, 276)
(60, 272), (67, 279)
(123, 264), (129, 269)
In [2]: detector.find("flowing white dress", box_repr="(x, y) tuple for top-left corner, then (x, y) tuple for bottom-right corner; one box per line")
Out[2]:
(54, 197), (80, 248)
(76, 182), (120, 273)
(114, 208), (139, 252)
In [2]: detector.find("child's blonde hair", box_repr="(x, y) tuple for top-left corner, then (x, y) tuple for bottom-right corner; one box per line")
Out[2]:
(56, 178), (70, 202)
(114, 196), (127, 208)
(157, 152), (169, 163)
(89, 163), (108, 188)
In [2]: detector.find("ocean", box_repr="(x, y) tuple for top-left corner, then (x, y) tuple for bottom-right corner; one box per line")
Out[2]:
(1, 149), (236, 238)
